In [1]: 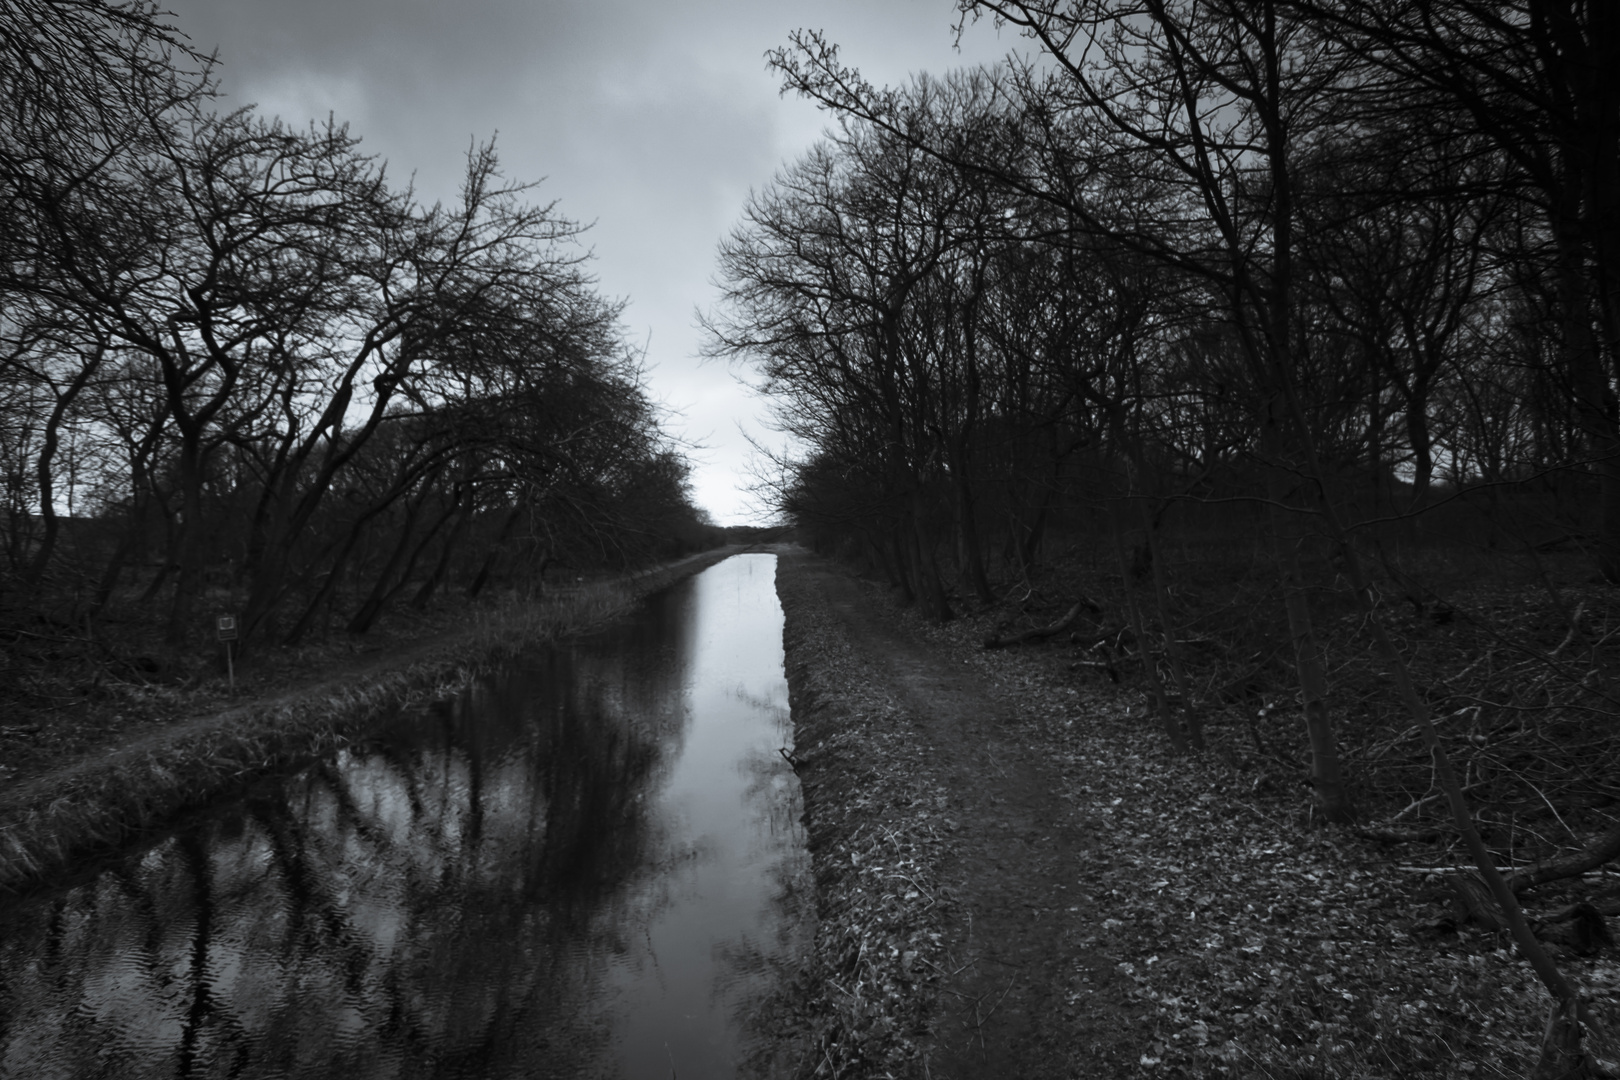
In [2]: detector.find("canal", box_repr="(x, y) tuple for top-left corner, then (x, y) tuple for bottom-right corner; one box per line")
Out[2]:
(0, 553), (810, 1079)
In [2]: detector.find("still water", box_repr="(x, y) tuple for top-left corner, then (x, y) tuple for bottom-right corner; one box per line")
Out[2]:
(0, 553), (810, 1079)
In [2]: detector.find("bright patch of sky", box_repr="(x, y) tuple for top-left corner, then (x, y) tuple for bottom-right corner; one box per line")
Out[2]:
(161, 0), (1021, 523)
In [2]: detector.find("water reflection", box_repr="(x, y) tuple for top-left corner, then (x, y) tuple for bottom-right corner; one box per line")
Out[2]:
(0, 554), (808, 1079)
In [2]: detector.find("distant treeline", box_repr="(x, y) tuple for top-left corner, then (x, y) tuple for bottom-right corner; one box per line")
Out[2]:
(1, 0), (715, 649)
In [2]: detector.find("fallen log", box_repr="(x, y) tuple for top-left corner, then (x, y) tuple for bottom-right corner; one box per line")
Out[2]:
(1069, 626), (1131, 649)
(1536, 903), (1613, 957)
(1447, 871), (1508, 931)
(1508, 820), (1620, 895)
(982, 597), (1099, 649)
(1450, 878), (1616, 957)
(1355, 825), (1443, 845)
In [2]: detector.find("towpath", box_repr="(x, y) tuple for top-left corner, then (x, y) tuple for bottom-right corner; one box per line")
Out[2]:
(779, 551), (1142, 1077)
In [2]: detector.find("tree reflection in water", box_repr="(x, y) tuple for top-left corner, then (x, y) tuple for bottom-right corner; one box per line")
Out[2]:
(0, 555), (810, 1080)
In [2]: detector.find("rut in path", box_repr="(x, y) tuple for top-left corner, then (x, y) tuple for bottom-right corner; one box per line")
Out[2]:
(797, 557), (1137, 1078)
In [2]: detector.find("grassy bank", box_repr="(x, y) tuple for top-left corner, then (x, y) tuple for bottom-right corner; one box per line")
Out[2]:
(0, 546), (742, 895)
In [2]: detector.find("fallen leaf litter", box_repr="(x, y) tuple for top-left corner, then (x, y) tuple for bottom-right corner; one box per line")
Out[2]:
(776, 555), (1620, 1078)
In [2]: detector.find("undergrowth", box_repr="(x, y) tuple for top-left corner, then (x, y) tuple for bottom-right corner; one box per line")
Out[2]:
(917, 534), (1620, 1077)
(1005, 537), (1620, 861)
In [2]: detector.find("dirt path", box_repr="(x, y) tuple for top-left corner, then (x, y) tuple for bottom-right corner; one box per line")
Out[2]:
(779, 551), (1139, 1078)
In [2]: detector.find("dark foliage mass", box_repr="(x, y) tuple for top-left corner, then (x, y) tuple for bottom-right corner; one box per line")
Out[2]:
(705, 0), (1620, 1070)
(0, 1), (715, 672)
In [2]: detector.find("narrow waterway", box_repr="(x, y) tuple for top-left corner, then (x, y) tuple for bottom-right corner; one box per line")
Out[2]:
(0, 553), (809, 1080)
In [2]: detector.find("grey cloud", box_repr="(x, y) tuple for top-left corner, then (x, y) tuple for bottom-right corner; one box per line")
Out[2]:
(160, 0), (1016, 522)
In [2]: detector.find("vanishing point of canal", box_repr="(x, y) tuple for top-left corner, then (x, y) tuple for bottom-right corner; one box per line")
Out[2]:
(0, 553), (812, 1079)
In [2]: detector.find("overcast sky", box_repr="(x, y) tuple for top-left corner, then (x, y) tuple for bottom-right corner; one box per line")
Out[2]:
(157, 0), (1018, 524)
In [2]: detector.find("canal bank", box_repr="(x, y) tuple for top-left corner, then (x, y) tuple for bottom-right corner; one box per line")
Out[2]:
(0, 546), (743, 895)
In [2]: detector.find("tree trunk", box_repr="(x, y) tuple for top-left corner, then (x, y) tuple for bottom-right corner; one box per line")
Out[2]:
(1555, 186), (1620, 583)
(88, 525), (136, 618)
(90, 454), (157, 617)
(1508, 819), (1620, 895)
(954, 285), (994, 606)
(1137, 497), (1203, 750)
(164, 438), (206, 645)
(1405, 403), (1434, 515)
(907, 499), (953, 622)
(467, 506), (524, 600)
(410, 499), (473, 611)
(952, 451), (994, 605)
(1262, 410), (1352, 823)
(887, 526), (916, 606)
(135, 485), (178, 600)
(371, 497), (460, 618)
(1018, 491), (1051, 573)
(1111, 502), (1187, 754)
(282, 520), (369, 646)
(23, 351), (105, 591)
(346, 496), (429, 635)
(22, 398), (69, 589)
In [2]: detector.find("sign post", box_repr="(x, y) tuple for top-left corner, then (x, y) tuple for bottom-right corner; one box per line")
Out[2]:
(216, 615), (238, 693)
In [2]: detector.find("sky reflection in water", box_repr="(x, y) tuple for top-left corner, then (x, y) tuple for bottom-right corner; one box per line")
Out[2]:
(0, 553), (809, 1079)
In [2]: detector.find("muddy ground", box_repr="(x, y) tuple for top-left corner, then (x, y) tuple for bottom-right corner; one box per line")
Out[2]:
(773, 549), (1620, 1079)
